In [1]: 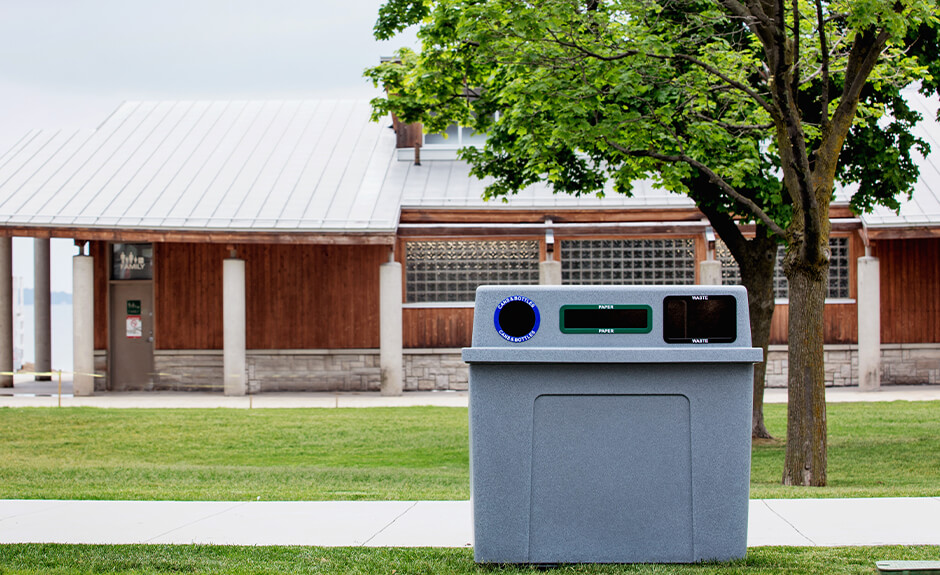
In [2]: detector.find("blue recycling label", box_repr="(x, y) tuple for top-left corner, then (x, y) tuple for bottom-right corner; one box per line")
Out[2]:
(494, 295), (540, 343)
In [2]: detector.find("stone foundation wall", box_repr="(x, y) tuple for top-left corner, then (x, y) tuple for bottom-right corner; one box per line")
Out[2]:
(881, 344), (940, 385)
(403, 350), (468, 391)
(152, 349), (470, 392)
(765, 344), (940, 388)
(248, 351), (381, 392)
(153, 350), (381, 392)
(143, 344), (939, 392)
(153, 351), (224, 391)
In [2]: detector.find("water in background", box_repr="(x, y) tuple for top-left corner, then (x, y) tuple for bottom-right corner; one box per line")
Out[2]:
(20, 304), (74, 372)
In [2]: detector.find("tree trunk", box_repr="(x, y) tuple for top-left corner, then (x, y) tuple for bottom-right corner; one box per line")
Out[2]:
(737, 232), (778, 440)
(782, 255), (828, 486)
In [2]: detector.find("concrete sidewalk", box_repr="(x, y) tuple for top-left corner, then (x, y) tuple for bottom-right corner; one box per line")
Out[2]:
(1, 498), (939, 547)
(2, 373), (939, 408)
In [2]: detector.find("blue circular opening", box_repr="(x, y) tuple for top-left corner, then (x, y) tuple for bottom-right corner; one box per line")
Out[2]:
(494, 296), (540, 343)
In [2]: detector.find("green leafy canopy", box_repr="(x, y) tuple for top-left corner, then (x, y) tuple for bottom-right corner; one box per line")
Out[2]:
(367, 0), (938, 229)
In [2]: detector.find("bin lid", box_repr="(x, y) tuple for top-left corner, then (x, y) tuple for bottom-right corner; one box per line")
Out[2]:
(462, 346), (763, 364)
(468, 285), (762, 354)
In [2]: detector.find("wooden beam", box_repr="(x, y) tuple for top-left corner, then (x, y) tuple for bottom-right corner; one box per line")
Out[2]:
(398, 221), (710, 238)
(0, 226), (397, 245)
(867, 226), (940, 240)
(399, 207), (706, 224)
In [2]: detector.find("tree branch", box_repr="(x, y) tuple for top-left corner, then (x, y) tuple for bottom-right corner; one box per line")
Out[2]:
(538, 28), (780, 120)
(671, 54), (779, 119)
(819, 28), (890, 171)
(693, 113), (774, 133)
(791, 0), (801, 95)
(604, 138), (787, 238)
(815, 0), (830, 132)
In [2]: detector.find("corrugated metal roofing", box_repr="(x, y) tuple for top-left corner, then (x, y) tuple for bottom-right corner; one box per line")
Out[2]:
(0, 96), (937, 235)
(0, 100), (403, 233)
(395, 157), (694, 209)
(857, 89), (940, 228)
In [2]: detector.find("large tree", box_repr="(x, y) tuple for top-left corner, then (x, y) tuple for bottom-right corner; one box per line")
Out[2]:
(369, 0), (938, 484)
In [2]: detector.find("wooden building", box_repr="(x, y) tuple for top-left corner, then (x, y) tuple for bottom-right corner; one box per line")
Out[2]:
(0, 96), (937, 394)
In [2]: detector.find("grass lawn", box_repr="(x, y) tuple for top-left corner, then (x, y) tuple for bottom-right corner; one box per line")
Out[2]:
(0, 401), (938, 500)
(0, 544), (938, 574)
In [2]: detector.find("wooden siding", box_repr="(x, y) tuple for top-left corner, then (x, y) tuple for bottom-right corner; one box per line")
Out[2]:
(154, 243), (225, 350)
(404, 307), (474, 349)
(768, 303), (858, 345)
(243, 244), (385, 349)
(876, 238), (940, 344)
(154, 243), (386, 350)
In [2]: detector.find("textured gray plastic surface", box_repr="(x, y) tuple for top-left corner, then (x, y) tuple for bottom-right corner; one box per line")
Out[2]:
(464, 285), (757, 564)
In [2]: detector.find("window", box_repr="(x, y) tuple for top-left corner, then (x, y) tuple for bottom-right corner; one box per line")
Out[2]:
(405, 240), (540, 304)
(561, 239), (697, 285)
(423, 120), (489, 148)
(716, 237), (850, 299)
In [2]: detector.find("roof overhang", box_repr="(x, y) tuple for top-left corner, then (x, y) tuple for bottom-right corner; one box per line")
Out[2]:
(864, 225), (940, 240)
(0, 225), (397, 245)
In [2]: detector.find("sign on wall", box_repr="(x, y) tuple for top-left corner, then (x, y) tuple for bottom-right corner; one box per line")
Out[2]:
(126, 315), (142, 338)
(112, 243), (153, 280)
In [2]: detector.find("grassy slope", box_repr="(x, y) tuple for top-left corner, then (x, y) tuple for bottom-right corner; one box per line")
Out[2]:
(0, 401), (938, 500)
(0, 544), (939, 574)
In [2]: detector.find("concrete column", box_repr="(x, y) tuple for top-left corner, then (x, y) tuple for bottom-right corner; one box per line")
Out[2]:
(857, 256), (881, 391)
(380, 260), (403, 396)
(0, 237), (12, 388)
(72, 254), (95, 395)
(34, 238), (52, 380)
(699, 259), (722, 285)
(539, 259), (562, 285)
(223, 258), (246, 396)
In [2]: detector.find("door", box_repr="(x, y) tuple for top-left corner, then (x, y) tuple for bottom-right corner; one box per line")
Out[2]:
(110, 282), (155, 391)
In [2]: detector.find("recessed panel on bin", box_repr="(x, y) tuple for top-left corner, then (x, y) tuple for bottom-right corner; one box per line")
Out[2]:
(560, 305), (652, 334)
(529, 394), (693, 563)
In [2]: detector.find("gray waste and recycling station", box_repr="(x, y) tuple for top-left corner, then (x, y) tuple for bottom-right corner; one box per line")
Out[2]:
(462, 285), (762, 564)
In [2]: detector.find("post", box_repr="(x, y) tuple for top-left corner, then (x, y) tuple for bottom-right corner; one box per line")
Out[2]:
(223, 256), (246, 396)
(857, 255), (881, 391)
(699, 228), (722, 285)
(540, 224), (562, 285)
(72, 251), (95, 395)
(0, 237), (12, 388)
(34, 238), (52, 380)
(699, 260), (722, 285)
(539, 260), (562, 285)
(380, 258), (403, 396)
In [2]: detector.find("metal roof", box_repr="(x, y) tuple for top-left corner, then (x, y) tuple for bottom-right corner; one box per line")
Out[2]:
(0, 100), (403, 234)
(856, 89), (940, 228)
(0, 96), (937, 238)
(395, 157), (694, 209)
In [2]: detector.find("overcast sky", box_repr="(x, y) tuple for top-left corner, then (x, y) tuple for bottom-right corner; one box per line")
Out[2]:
(0, 0), (417, 291)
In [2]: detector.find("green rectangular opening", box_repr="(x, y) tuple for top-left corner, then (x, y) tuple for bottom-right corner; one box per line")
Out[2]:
(560, 305), (652, 334)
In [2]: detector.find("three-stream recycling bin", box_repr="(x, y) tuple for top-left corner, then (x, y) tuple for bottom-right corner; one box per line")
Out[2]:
(462, 285), (762, 565)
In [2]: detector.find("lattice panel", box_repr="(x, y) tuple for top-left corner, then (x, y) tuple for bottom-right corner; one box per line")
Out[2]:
(405, 240), (541, 303)
(827, 238), (850, 299)
(560, 239), (696, 285)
